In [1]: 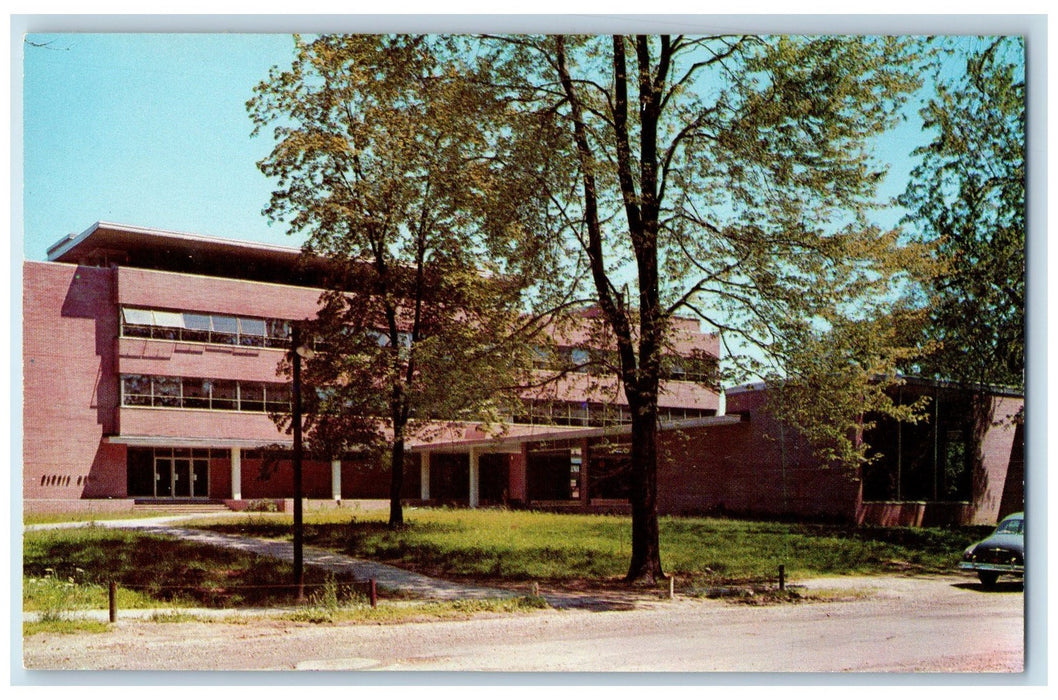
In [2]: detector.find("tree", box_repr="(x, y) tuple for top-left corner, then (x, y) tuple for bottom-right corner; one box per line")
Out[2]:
(249, 35), (540, 527)
(900, 37), (1025, 389)
(478, 35), (928, 583)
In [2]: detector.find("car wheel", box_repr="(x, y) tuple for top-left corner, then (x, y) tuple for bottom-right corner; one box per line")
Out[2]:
(978, 571), (999, 587)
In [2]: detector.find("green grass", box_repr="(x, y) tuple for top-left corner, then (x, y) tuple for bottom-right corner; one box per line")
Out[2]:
(286, 595), (549, 624)
(23, 525), (363, 612)
(23, 509), (988, 627)
(194, 507), (990, 586)
(24, 510), (150, 525)
(23, 619), (111, 636)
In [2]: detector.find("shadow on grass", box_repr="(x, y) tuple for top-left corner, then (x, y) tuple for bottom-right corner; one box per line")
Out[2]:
(24, 528), (363, 609)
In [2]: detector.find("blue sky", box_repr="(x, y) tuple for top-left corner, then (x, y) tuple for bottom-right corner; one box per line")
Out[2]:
(21, 33), (304, 259)
(20, 30), (928, 262)
(16, 29), (1028, 264)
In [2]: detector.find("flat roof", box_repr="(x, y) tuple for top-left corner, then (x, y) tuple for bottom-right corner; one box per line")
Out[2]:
(410, 414), (743, 454)
(724, 376), (1024, 399)
(46, 221), (333, 287)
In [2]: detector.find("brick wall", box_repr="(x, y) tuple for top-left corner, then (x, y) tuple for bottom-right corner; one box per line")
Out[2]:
(973, 395), (1024, 524)
(657, 417), (861, 521)
(115, 266), (323, 320)
(23, 262), (124, 499)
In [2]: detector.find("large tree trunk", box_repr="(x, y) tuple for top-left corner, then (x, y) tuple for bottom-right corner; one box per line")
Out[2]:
(388, 425), (405, 528)
(625, 398), (663, 584)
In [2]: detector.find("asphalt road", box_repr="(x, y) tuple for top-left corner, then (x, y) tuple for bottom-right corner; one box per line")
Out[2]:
(21, 573), (1024, 674)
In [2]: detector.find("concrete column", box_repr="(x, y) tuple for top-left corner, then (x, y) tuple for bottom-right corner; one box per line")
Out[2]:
(231, 447), (242, 501)
(580, 438), (591, 508)
(331, 459), (342, 501)
(469, 448), (480, 509)
(512, 443), (530, 504)
(420, 450), (431, 500)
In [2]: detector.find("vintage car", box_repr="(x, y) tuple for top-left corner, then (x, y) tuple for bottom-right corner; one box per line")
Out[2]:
(959, 512), (1024, 587)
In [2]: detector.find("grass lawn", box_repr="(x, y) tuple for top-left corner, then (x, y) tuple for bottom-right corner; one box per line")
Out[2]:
(23, 508), (989, 632)
(24, 509), (154, 525)
(193, 507), (990, 586)
(23, 526), (364, 613)
(22, 523), (549, 634)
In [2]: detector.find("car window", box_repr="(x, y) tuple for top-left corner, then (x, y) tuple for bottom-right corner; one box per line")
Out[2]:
(996, 518), (1024, 535)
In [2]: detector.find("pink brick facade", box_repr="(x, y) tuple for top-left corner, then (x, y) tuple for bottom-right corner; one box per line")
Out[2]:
(23, 256), (364, 505)
(23, 262), (123, 499)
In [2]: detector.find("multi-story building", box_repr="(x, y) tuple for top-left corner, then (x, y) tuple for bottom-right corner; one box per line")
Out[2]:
(22, 221), (722, 513)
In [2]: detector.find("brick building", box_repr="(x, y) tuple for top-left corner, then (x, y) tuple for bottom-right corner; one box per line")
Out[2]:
(22, 222), (1023, 525)
(22, 222), (720, 512)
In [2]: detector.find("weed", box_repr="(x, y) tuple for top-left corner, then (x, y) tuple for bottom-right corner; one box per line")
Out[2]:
(245, 499), (279, 513)
(24, 569), (100, 621)
(23, 619), (110, 636)
(148, 611), (199, 623)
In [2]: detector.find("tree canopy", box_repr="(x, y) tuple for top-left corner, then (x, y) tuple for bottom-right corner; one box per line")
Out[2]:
(900, 37), (1025, 390)
(474, 34), (932, 581)
(249, 35), (542, 526)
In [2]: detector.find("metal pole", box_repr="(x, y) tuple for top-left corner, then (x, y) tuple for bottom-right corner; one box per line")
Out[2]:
(109, 581), (117, 622)
(292, 326), (305, 603)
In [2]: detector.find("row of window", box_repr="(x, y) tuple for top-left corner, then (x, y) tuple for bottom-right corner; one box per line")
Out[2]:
(121, 307), (292, 348)
(120, 372), (715, 428)
(120, 307), (715, 386)
(121, 374), (292, 412)
(532, 346), (714, 383)
(511, 400), (715, 428)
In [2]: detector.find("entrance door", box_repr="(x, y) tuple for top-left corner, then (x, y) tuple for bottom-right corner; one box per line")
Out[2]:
(173, 458), (192, 497)
(192, 458), (209, 498)
(155, 457), (173, 497)
(153, 453), (210, 498)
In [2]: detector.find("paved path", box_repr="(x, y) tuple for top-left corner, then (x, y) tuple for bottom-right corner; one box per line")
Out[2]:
(26, 515), (518, 603)
(123, 521), (518, 601)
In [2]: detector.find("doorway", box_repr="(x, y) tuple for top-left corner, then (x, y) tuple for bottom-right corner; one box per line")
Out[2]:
(154, 451), (210, 498)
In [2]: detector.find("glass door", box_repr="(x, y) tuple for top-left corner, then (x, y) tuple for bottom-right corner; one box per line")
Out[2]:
(155, 457), (173, 497)
(192, 458), (209, 498)
(153, 452), (210, 498)
(173, 458), (192, 497)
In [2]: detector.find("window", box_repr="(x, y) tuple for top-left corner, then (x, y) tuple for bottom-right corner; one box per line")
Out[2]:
(120, 307), (292, 348)
(240, 382), (265, 412)
(210, 315), (239, 345)
(183, 313), (212, 343)
(265, 319), (290, 348)
(122, 375), (153, 406)
(120, 374), (291, 413)
(239, 318), (266, 347)
(153, 377), (182, 407)
(570, 348), (590, 372)
(211, 380), (238, 410)
(182, 378), (210, 409)
(265, 384), (291, 413)
(121, 308), (154, 338)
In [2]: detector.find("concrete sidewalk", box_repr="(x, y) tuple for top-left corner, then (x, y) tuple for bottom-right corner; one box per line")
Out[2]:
(118, 521), (518, 601)
(26, 515), (519, 602)
(25, 514), (656, 611)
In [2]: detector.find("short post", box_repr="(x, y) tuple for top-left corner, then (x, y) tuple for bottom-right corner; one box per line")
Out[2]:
(778, 564), (786, 592)
(109, 581), (118, 623)
(369, 579), (377, 608)
(669, 576), (675, 600)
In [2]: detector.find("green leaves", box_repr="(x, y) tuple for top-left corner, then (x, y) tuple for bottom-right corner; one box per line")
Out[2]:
(900, 37), (1025, 388)
(251, 36), (545, 525)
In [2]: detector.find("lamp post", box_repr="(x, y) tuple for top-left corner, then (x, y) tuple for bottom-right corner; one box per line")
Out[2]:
(291, 325), (316, 603)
